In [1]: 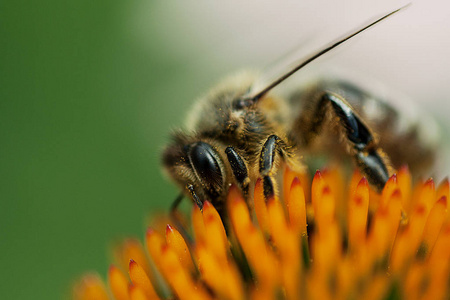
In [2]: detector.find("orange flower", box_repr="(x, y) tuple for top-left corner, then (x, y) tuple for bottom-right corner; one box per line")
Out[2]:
(73, 166), (450, 300)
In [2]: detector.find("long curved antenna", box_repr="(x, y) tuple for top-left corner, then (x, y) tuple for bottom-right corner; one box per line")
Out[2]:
(246, 4), (410, 103)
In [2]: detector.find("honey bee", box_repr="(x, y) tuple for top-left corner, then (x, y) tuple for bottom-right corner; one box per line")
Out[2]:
(162, 5), (437, 218)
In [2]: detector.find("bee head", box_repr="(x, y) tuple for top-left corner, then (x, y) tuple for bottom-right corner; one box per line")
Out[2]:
(162, 132), (227, 208)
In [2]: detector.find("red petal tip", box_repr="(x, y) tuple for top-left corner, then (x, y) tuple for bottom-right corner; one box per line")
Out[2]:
(437, 195), (447, 206)
(161, 244), (169, 253)
(146, 228), (155, 237)
(425, 178), (435, 188)
(108, 265), (117, 273)
(415, 204), (426, 215)
(389, 174), (397, 183)
(203, 200), (212, 209)
(358, 177), (368, 186)
(391, 189), (402, 198)
(399, 165), (409, 172)
(314, 170), (322, 178)
(322, 186), (331, 195)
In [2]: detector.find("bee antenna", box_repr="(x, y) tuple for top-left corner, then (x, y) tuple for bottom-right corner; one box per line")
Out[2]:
(246, 3), (411, 103)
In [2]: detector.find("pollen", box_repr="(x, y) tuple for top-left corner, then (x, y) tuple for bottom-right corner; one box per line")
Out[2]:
(74, 166), (450, 300)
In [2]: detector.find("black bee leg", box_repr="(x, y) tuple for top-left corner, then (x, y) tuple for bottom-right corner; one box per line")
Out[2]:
(169, 193), (193, 244)
(302, 92), (392, 191)
(259, 135), (293, 200)
(225, 147), (250, 197)
(260, 135), (290, 175)
(262, 175), (276, 200)
(187, 184), (203, 210)
(170, 192), (184, 216)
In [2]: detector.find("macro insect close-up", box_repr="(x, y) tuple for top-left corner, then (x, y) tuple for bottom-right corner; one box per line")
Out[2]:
(162, 5), (437, 220)
(5, 1), (450, 299)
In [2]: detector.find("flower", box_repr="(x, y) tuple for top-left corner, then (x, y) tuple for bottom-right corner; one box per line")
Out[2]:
(73, 166), (450, 300)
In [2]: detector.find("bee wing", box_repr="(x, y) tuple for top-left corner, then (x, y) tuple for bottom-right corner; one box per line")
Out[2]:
(246, 4), (410, 102)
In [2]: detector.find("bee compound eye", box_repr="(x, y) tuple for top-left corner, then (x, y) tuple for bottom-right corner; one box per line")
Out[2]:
(187, 142), (224, 196)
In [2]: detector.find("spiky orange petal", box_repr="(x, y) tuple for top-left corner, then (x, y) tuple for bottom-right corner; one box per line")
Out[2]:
(108, 265), (130, 300)
(420, 196), (447, 257)
(128, 260), (159, 300)
(165, 224), (194, 272)
(129, 285), (149, 300)
(398, 165), (412, 209)
(348, 177), (369, 251)
(192, 205), (206, 244)
(73, 273), (109, 300)
(286, 177), (307, 235)
(254, 178), (270, 232)
(202, 201), (228, 262)
(116, 239), (151, 277)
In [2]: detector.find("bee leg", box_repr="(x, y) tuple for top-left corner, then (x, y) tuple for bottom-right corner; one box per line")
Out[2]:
(169, 193), (193, 244)
(187, 184), (203, 210)
(259, 135), (293, 200)
(262, 175), (276, 200)
(225, 146), (250, 197)
(169, 185), (205, 245)
(301, 92), (392, 191)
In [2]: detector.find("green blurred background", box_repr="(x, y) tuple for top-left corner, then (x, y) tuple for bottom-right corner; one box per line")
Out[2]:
(1, 1), (449, 299)
(0, 2), (213, 299)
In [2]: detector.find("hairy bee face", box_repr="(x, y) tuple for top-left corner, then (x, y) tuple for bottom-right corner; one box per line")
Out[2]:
(162, 73), (287, 210)
(162, 134), (228, 207)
